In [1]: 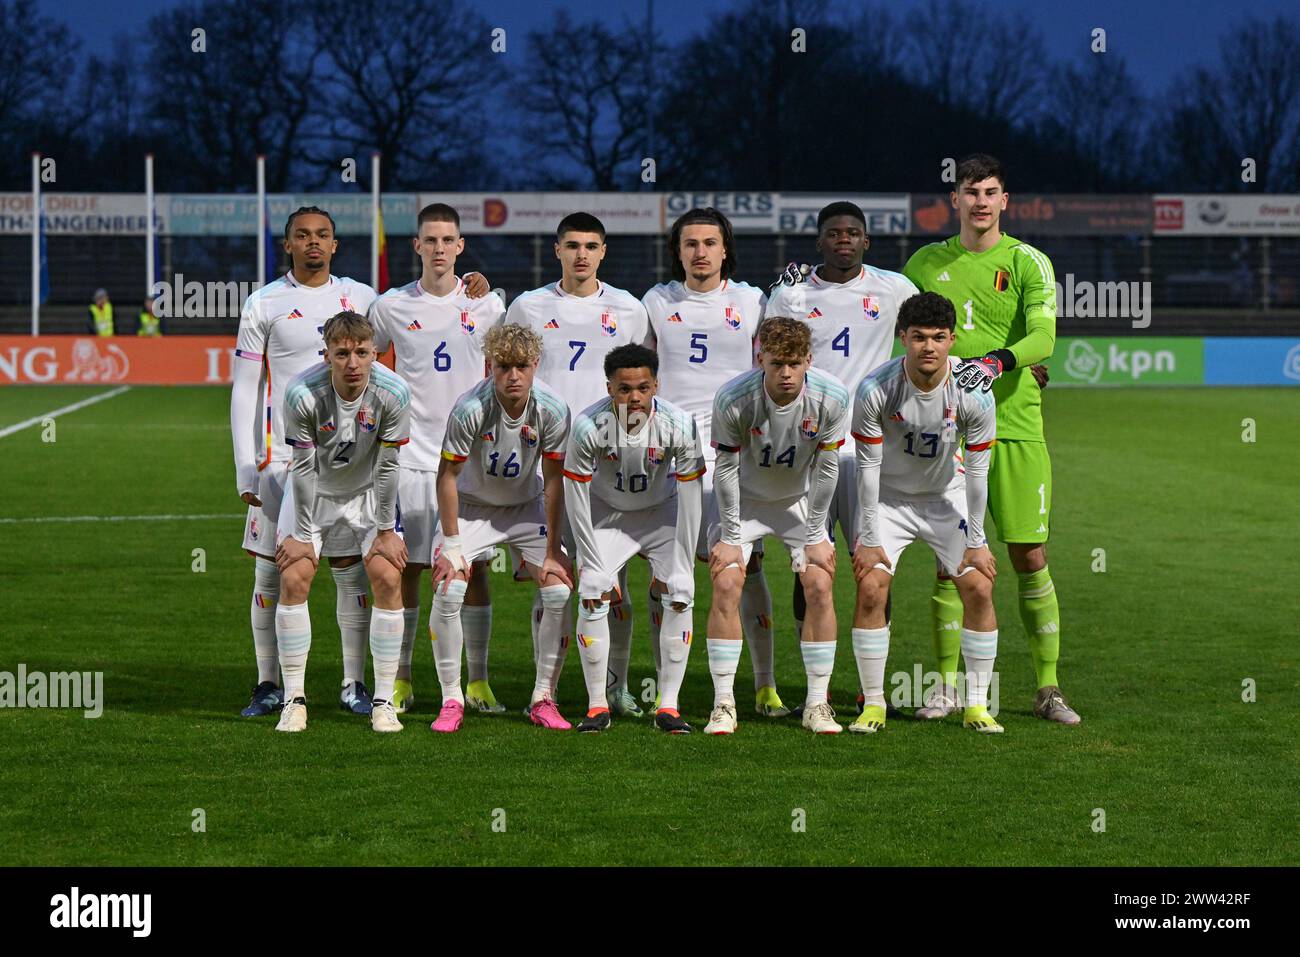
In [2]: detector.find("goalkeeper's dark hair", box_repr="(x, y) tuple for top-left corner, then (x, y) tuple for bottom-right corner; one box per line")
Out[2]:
(604, 343), (658, 379)
(284, 205), (337, 240)
(817, 201), (866, 232)
(668, 207), (736, 281)
(955, 153), (1006, 189)
(557, 212), (607, 242)
(897, 292), (956, 333)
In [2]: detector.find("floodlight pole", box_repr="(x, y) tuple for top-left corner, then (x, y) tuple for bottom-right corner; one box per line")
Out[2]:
(257, 154), (267, 283)
(371, 153), (381, 290)
(31, 152), (40, 336)
(145, 153), (156, 298)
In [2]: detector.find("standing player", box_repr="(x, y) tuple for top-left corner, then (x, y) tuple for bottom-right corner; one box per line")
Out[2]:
(850, 293), (1003, 734)
(369, 203), (502, 715)
(231, 207), (379, 718)
(428, 325), (574, 733)
(272, 312), (411, 733)
(564, 344), (706, 733)
(505, 212), (651, 718)
(903, 153), (1079, 724)
(704, 317), (848, 735)
(765, 202), (920, 669)
(643, 207), (789, 718)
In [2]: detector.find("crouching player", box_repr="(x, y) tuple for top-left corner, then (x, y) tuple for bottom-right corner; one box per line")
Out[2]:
(705, 317), (849, 735)
(564, 344), (706, 733)
(429, 324), (574, 733)
(850, 292), (1002, 734)
(273, 311), (412, 733)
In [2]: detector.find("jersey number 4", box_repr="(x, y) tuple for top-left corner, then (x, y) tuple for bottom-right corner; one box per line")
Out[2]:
(832, 328), (849, 357)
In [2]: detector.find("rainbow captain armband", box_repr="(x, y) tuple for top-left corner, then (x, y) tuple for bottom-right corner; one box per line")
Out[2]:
(675, 465), (707, 482)
(818, 438), (845, 452)
(441, 449), (469, 462)
(380, 438), (409, 448)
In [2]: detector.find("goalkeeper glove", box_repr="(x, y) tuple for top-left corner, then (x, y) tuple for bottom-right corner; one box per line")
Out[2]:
(953, 349), (1016, 393)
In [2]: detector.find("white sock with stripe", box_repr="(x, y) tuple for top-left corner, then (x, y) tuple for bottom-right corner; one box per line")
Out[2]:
(463, 604), (493, 685)
(852, 627), (890, 708)
(657, 600), (694, 713)
(431, 580), (467, 704)
(332, 562), (370, 686)
(251, 557), (280, 685)
(275, 601), (312, 700)
(707, 638), (743, 706)
(369, 607), (404, 702)
(800, 640), (837, 707)
(961, 628), (998, 708)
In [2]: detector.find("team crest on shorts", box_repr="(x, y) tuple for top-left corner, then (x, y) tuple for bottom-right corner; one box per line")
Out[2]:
(800, 417), (819, 440)
(647, 447), (664, 465)
(460, 310), (475, 334)
(521, 424), (539, 447)
(601, 311), (617, 337)
(724, 305), (742, 329)
(863, 295), (880, 320)
(249, 517), (260, 541)
(357, 407), (377, 432)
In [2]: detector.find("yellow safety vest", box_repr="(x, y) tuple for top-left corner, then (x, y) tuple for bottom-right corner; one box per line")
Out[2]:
(90, 302), (114, 337)
(138, 312), (160, 336)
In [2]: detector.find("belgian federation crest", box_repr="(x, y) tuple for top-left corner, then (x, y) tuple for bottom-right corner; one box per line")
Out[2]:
(601, 311), (617, 337)
(647, 447), (664, 466)
(521, 424), (539, 447)
(460, 310), (475, 334)
(724, 305), (742, 330)
(340, 296), (355, 312)
(358, 407), (377, 432)
(863, 295), (880, 321)
(249, 517), (260, 541)
(800, 417), (819, 440)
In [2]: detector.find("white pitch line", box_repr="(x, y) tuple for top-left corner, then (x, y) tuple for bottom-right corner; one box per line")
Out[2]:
(0, 385), (131, 439)
(0, 513), (244, 525)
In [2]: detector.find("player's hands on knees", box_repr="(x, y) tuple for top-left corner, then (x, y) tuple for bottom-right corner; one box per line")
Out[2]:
(852, 544), (890, 584)
(540, 555), (573, 590)
(240, 491), (262, 508)
(709, 542), (744, 578)
(431, 555), (464, 594)
(958, 546), (997, 582)
(367, 529), (407, 572)
(1031, 363), (1049, 389)
(463, 272), (489, 299)
(275, 536), (316, 573)
(803, 541), (836, 576)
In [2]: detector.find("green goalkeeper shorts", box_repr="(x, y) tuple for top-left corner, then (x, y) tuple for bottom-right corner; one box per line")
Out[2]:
(986, 439), (1052, 544)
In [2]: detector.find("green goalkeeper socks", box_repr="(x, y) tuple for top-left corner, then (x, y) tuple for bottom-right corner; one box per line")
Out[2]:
(930, 578), (963, 689)
(1017, 567), (1060, 689)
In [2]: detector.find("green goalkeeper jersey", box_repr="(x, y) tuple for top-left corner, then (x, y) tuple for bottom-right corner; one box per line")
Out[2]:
(903, 233), (1057, 441)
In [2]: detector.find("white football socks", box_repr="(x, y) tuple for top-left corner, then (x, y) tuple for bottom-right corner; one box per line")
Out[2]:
(332, 562), (370, 686)
(399, 607), (418, 680)
(648, 590), (663, 673)
(706, 638), (742, 706)
(606, 566), (633, 695)
(656, 599), (694, 713)
(276, 601), (312, 700)
(533, 584), (571, 703)
(852, 626), (890, 709)
(463, 604), (493, 685)
(800, 640), (837, 708)
(431, 580), (467, 704)
(251, 557), (281, 685)
(577, 602), (612, 712)
(961, 628), (999, 708)
(369, 607), (404, 702)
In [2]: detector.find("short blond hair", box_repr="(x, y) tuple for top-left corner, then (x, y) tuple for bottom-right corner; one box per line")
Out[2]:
(484, 323), (543, 365)
(322, 311), (374, 346)
(757, 316), (812, 359)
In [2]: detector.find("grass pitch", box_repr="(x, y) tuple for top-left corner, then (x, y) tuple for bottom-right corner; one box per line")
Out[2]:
(1, 384), (1296, 866)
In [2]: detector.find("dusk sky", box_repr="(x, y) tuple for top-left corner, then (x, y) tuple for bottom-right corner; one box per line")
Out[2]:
(43, 0), (1300, 96)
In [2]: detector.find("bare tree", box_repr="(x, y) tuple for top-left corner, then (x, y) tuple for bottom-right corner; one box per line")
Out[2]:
(512, 11), (653, 190)
(0, 0), (84, 184)
(1041, 54), (1147, 190)
(902, 0), (1046, 125)
(311, 0), (499, 192)
(141, 0), (323, 191)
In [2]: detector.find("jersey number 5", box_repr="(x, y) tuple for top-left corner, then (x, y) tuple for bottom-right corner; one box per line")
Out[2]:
(689, 332), (708, 363)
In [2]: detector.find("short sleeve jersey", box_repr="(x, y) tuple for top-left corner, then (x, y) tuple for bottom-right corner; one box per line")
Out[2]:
(711, 367), (850, 503)
(234, 273), (378, 473)
(368, 277), (505, 470)
(851, 357), (996, 498)
(283, 362), (411, 498)
(765, 264), (918, 423)
(563, 396), (706, 512)
(505, 281), (650, 415)
(440, 377), (570, 507)
(642, 279), (765, 457)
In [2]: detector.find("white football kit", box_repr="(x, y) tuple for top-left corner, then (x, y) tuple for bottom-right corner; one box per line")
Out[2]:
(369, 277), (505, 562)
(708, 367), (850, 568)
(434, 377), (571, 568)
(765, 264), (919, 548)
(505, 281), (650, 415)
(563, 396), (706, 606)
(643, 278), (765, 554)
(852, 357), (996, 577)
(231, 272), (377, 556)
(281, 362), (411, 557)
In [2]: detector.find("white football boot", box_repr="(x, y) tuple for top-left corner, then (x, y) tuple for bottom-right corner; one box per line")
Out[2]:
(371, 700), (403, 733)
(801, 700), (842, 734)
(914, 683), (961, 720)
(704, 700), (738, 735)
(276, 696), (308, 732)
